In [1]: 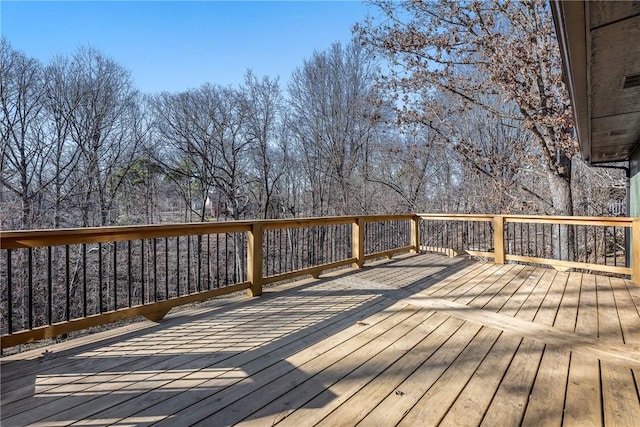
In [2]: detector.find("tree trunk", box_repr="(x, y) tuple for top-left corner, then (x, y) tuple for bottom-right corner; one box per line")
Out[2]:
(547, 171), (573, 216)
(547, 171), (574, 261)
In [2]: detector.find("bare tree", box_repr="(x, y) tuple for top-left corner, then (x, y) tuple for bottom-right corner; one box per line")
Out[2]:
(152, 84), (254, 221)
(288, 41), (384, 215)
(40, 55), (84, 228)
(62, 46), (146, 226)
(358, 0), (577, 217)
(367, 125), (454, 213)
(0, 39), (47, 229)
(243, 71), (289, 219)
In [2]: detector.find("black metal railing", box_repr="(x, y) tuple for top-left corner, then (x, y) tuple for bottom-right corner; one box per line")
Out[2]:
(364, 218), (412, 257)
(263, 222), (352, 278)
(0, 229), (247, 338)
(504, 220), (628, 269)
(420, 218), (494, 257)
(418, 214), (635, 277)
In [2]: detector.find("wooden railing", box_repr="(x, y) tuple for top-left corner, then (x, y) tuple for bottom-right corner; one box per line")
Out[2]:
(0, 215), (418, 349)
(1, 214), (638, 350)
(419, 214), (639, 279)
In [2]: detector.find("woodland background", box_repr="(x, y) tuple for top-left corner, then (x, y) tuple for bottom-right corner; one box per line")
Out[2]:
(1, 1), (627, 232)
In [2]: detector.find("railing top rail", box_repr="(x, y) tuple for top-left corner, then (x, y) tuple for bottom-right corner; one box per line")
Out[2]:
(2, 213), (633, 250)
(417, 214), (496, 221)
(418, 213), (635, 226)
(0, 214), (418, 249)
(0, 222), (253, 249)
(259, 214), (415, 230)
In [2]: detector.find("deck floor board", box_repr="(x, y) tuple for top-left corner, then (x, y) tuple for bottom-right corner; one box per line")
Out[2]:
(2, 253), (639, 426)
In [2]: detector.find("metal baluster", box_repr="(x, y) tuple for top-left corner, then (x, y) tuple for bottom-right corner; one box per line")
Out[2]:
(141, 240), (145, 304)
(473, 221), (477, 252)
(448, 221), (451, 251)
(304, 227), (308, 268)
(271, 229), (275, 275)
(452, 221), (456, 250)
(384, 221), (388, 251)
(603, 226), (607, 265)
(224, 233), (229, 285)
(264, 230), (269, 277)
(187, 235), (191, 294)
(613, 227), (618, 267)
(519, 223), (523, 256)
(48, 246), (52, 325)
(312, 226), (317, 264)
(558, 224), (562, 261)
(197, 235), (202, 292)
(483, 222), (487, 252)
(216, 233), (220, 288)
(306, 227), (311, 268)
(593, 226), (597, 265)
(98, 243), (103, 313)
(113, 242), (118, 310)
(336, 224), (340, 261)
(26, 248), (32, 328)
(127, 241), (132, 307)
(624, 226), (629, 267)
(64, 246), (70, 320)
(387, 221), (391, 250)
(7, 250), (12, 333)
(233, 233), (237, 284)
(567, 225), (572, 262)
(295, 227), (299, 269)
(176, 237), (180, 296)
(279, 228), (283, 274)
(165, 237), (169, 298)
(393, 220), (396, 249)
(153, 238), (158, 302)
(82, 244), (87, 317)
(328, 225), (333, 263)
(207, 234), (211, 290)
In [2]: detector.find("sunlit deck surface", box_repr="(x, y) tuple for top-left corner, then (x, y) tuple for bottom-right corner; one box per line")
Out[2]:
(2, 253), (640, 426)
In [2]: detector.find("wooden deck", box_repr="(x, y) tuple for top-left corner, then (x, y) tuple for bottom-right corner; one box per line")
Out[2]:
(2, 253), (639, 426)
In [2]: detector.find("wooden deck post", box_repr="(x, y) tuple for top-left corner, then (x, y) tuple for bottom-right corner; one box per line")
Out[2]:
(247, 223), (264, 296)
(410, 216), (420, 253)
(352, 218), (365, 268)
(632, 219), (640, 285)
(493, 215), (505, 264)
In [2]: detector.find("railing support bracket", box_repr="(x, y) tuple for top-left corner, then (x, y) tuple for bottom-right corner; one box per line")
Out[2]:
(143, 308), (170, 323)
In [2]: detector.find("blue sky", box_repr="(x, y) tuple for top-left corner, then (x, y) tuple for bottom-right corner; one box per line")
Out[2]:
(2, 1), (376, 93)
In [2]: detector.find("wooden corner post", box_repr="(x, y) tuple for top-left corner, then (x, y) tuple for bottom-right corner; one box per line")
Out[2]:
(493, 215), (505, 264)
(632, 219), (640, 285)
(352, 218), (365, 268)
(247, 223), (264, 296)
(410, 216), (420, 253)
